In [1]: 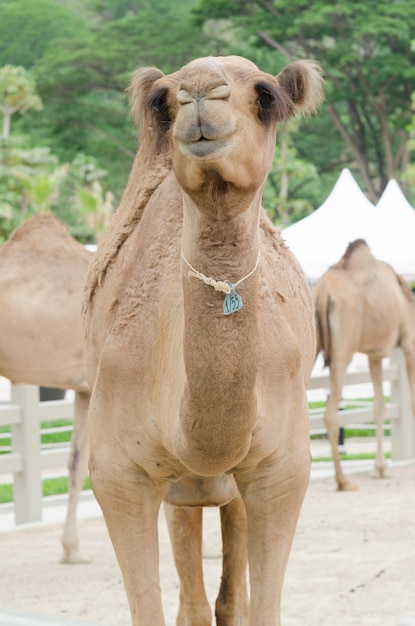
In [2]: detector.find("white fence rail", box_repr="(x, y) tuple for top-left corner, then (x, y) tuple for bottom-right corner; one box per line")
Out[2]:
(0, 385), (74, 525)
(0, 348), (414, 526)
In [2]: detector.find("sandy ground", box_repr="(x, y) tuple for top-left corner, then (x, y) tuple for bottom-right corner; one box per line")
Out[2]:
(0, 463), (414, 626)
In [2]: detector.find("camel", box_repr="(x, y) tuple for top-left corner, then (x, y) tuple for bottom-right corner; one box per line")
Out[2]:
(83, 55), (324, 625)
(0, 214), (93, 563)
(314, 239), (415, 491)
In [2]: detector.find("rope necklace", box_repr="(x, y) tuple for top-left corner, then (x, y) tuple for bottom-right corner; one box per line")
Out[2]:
(181, 250), (260, 316)
(181, 250), (260, 294)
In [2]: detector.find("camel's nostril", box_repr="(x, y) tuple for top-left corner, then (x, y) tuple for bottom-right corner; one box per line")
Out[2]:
(207, 84), (230, 100)
(177, 89), (194, 105)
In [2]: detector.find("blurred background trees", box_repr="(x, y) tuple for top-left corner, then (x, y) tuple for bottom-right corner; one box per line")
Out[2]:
(0, 0), (414, 243)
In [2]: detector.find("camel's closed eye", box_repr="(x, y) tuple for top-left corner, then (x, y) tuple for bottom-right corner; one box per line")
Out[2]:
(255, 81), (290, 124)
(147, 86), (171, 127)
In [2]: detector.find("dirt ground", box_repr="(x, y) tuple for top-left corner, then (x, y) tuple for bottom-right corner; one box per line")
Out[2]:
(0, 463), (414, 626)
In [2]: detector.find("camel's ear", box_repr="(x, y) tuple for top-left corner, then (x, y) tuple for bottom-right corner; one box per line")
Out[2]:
(276, 60), (325, 117)
(127, 67), (165, 128)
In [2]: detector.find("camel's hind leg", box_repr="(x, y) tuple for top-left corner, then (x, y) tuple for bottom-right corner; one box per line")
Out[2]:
(164, 503), (212, 626)
(215, 495), (249, 626)
(400, 339), (415, 416)
(325, 362), (358, 491)
(60, 390), (91, 564)
(368, 356), (390, 478)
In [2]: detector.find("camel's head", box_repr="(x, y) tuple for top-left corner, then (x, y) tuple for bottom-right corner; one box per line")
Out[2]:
(129, 55), (324, 203)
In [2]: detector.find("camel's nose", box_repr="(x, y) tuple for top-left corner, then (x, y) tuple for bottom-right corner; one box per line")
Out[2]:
(177, 80), (230, 104)
(173, 61), (236, 147)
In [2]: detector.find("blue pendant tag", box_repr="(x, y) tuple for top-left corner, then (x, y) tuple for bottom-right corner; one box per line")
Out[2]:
(223, 283), (243, 315)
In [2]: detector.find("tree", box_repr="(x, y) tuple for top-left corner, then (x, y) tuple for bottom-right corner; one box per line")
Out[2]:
(403, 47), (415, 204)
(27, 8), (220, 201)
(0, 65), (43, 138)
(0, 0), (89, 69)
(263, 122), (319, 225)
(193, 0), (415, 200)
(87, 0), (199, 21)
(0, 137), (60, 241)
(0, 135), (112, 244)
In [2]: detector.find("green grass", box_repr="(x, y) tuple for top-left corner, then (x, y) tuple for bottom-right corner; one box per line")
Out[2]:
(309, 396), (390, 411)
(41, 420), (73, 446)
(0, 419), (73, 453)
(313, 451), (391, 463)
(0, 418), (89, 504)
(310, 424), (391, 440)
(309, 396), (391, 439)
(0, 425), (11, 452)
(0, 483), (13, 504)
(0, 475), (91, 505)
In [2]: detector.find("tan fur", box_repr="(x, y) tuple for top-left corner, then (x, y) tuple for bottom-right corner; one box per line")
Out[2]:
(0, 215), (94, 563)
(314, 239), (415, 491)
(83, 55), (324, 625)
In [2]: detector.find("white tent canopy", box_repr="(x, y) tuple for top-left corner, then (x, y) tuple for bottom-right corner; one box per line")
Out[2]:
(281, 168), (415, 284)
(376, 178), (415, 239)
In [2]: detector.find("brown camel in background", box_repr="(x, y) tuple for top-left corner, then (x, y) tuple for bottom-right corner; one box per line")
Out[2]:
(0, 215), (93, 563)
(83, 55), (324, 625)
(314, 239), (415, 491)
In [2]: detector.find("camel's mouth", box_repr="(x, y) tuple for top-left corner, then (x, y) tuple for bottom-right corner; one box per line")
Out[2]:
(178, 136), (231, 159)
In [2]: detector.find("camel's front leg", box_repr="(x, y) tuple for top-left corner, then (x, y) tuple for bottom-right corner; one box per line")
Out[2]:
(90, 455), (167, 626)
(325, 362), (357, 490)
(236, 449), (310, 626)
(164, 504), (212, 626)
(215, 494), (249, 626)
(368, 356), (389, 478)
(61, 390), (90, 564)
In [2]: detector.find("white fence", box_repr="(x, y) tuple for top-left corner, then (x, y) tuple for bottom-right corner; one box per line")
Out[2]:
(308, 348), (415, 461)
(0, 348), (414, 526)
(0, 385), (74, 525)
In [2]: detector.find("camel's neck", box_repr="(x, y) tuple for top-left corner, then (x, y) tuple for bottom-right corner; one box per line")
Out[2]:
(175, 191), (261, 475)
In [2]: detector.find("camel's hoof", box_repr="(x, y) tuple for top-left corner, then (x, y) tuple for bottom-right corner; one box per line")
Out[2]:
(337, 481), (358, 492)
(371, 468), (392, 480)
(60, 550), (92, 565)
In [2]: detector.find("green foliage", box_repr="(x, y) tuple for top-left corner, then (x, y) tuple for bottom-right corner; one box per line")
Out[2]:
(0, 65), (43, 115)
(0, 65), (43, 138)
(25, 6), (220, 204)
(87, 0), (198, 22)
(57, 154), (114, 241)
(2, 0), (414, 235)
(263, 121), (319, 225)
(0, 135), (112, 243)
(0, 136), (58, 240)
(0, 0), (89, 69)
(402, 85), (415, 204)
(15, 163), (69, 214)
(193, 0), (415, 199)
